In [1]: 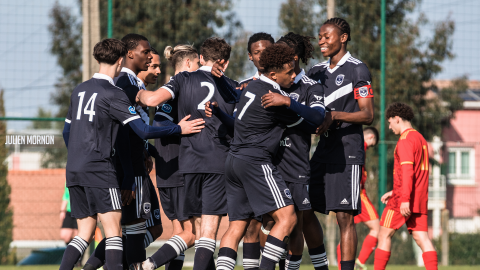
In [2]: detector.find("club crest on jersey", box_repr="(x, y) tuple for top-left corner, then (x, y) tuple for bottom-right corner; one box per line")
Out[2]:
(162, 104), (172, 113)
(358, 86), (369, 97)
(154, 209), (160, 219)
(290, 93), (300, 101)
(144, 202), (151, 213)
(284, 189), (292, 199)
(335, 74), (345, 86)
(128, 106), (136, 114)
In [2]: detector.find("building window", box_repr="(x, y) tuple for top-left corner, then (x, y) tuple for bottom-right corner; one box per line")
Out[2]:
(447, 148), (475, 185)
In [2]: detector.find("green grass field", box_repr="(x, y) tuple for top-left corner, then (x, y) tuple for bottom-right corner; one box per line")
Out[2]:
(0, 265), (478, 270)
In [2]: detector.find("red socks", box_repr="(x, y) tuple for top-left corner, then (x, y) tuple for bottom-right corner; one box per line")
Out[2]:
(373, 249), (390, 270)
(358, 235), (378, 264)
(336, 243), (341, 270)
(422, 251), (438, 270)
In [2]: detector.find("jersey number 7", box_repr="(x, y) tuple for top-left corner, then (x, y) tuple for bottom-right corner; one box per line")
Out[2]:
(76, 91), (97, 122)
(237, 91), (256, 120)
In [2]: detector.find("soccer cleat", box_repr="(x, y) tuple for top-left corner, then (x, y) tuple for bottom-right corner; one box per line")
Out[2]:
(355, 258), (367, 270)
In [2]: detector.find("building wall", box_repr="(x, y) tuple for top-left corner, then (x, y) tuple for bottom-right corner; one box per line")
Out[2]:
(443, 110), (480, 221)
(7, 169), (229, 242)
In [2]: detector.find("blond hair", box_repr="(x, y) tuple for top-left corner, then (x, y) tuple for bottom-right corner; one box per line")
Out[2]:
(164, 44), (198, 71)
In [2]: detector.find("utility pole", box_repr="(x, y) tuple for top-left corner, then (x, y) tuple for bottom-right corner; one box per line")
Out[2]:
(327, 0), (335, 19)
(379, 0), (387, 215)
(82, 0), (101, 82)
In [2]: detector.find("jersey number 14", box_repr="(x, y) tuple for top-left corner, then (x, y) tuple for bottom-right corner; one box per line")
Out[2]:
(76, 91), (97, 122)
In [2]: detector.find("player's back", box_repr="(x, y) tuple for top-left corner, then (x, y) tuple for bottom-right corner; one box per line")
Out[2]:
(230, 77), (301, 164)
(164, 66), (236, 174)
(66, 74), (140, 188)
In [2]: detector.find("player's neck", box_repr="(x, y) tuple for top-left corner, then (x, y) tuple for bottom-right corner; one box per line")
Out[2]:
(123, 62), (140, 75)
(294, 61), (302, 76)
(329, 48), (348, 68)
(400, 122), (413, 134)
(98, 64), (117, 80)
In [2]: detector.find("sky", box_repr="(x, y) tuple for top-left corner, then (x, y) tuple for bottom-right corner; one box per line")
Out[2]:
(0, 0), (478, 130)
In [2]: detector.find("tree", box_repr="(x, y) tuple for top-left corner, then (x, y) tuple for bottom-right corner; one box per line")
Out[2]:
(29, 108), (53, 130)
(0, 90), (13, 264)
(98, 0), (248, 82)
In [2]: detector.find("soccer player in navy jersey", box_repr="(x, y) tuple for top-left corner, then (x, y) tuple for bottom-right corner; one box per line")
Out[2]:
(212, 43), (300, 270)
(135, 38), (237, 270)
(150, 44), (201, 270)
(60, 39), (203, 270)
(307, 18), (375, 270)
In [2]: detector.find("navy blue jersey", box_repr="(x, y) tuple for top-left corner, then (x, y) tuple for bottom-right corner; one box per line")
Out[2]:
(307, 52), (373, 165)
(238, 71), (260, 85)
(162, 66), (236, 174)
(65, 73), (140, 188)
(273, 70), (325, 184)
(114, 68), (148, 180)
(229, 75), (302, 164)
(153, 98), (183, 187)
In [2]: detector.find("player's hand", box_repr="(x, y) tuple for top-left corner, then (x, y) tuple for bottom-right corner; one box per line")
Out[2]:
(204, 101), (219, 117)
(145, 156), (153, 173)
(121, 189), (136, 206)
(212, 59), (227, 77)
(381, 190), (393, 204)
(261, 91), (291, 108)
(316, 111), (334, 136)
(400, 202), (411, 217)
(60, 211), (66, 221)
(237, 81), (250, 91)
(178, 115), (205, 134)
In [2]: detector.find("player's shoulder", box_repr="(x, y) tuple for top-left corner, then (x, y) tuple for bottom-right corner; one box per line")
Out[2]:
(115, 72), (139, 88)
(239, 76), (255, 85)
(300, 74), (319, 86)
(400, 129), (425, 142)
(223, 74), (239, 86)
(308, 61), (329, 75)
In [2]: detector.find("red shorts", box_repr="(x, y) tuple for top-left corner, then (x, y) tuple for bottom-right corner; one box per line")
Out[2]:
(354, 190), (379, 224)
(380, 207), (428, 232)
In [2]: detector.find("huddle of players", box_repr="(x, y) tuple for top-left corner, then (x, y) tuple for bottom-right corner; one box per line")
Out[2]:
(59, 15), (438, 270)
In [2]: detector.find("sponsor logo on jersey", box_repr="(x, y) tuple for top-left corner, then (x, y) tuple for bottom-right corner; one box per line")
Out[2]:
(154, 209), (160, 219)
(340, 198), (349, 205)
(302, 198), (310, 204)
(162, 103), (172, 113)
(128, 106), (136, 114)
(280, 137), (291, 147)
(314, 95), (323, 101)
(290, 93), (300, 101)
(144, 202), (151, 213)
(359, 86), (369, 97)
(284, 189), (292, 199)
(335, 74), (345, 86)
(349, 156), (356, 159)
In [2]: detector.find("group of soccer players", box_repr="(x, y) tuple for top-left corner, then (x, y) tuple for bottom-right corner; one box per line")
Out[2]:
(60, 15), (438, 270)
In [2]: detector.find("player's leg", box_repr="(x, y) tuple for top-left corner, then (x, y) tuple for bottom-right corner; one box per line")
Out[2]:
(302, 209), (327, 270)
(336, 211), (357, 266)
(409, 213), (437, 270)
(243, 218), (262, 270)
(145, 179), (164, 249)
(164, 219), (185, 270)
(355, 190), (380, 269)
(285, 210), (303, 270)
(60, 211), (78, 244)
(216, 219), (250, 270)
(98, 209), (123, 270)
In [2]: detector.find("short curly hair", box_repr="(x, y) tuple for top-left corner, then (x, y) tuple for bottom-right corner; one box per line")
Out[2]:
(259, 43), (296, 73)
(277, 32), (315, 64)
(386, 102), (414, 121)
(200, 37), (231, 62)
(247, 32), (274, 54)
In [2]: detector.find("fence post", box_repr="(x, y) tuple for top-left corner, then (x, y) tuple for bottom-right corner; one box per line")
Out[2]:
(441, 209), (449, 266)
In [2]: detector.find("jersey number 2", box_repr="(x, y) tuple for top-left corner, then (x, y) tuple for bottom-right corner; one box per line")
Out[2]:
(197, 82), (215, 110)
(76, 91), (97, 122)
(237, 91), (256, 120)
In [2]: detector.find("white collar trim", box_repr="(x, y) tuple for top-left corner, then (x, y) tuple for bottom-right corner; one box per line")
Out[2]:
(253, 71), (260, 79)
(93, 73), (115, 86)
(294, 69), (305, 84)
(121, 67), (138, 78)
(259, 74), (280, 90)
(198, 66), (212, 72)
(327, 51), (351, 73)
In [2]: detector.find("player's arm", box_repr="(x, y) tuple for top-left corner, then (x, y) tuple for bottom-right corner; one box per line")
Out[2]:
(397, 139), (415, 217)
(136, 73), (183, 107)
(205, 101), (235, 136)
(128, 116), (204, 139)
(63, 102), (73, 147)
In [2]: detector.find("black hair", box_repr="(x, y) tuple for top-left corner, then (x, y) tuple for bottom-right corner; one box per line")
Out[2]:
(277, 32), (315, 64)
(150, 46), (159, 55)
(364, 127), (379, 145)
(386, 102), (415, 121)
(121, 33), (149, 51)
(323, 17), (351, 42)
(93, 39), (127, 65)
(247, 32), (275, 54)
(259, 43), (296, 73)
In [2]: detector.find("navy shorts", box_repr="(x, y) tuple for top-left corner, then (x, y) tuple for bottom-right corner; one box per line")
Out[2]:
(285, 181), (311, 212)
(61, 212), (78, 229)
(183, 173), (228, 216)
(121, 175), (152, 225)
(309, 162), (362, 215)
(69, 186), (122, 219)
(158, 186), (190, 222)
(146, 176), (162, 228)
(225, 155), (293, 221)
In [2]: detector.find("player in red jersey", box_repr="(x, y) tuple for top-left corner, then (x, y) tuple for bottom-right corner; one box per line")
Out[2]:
(374, 103), (437, 270)
(336, 127), (380, 270)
